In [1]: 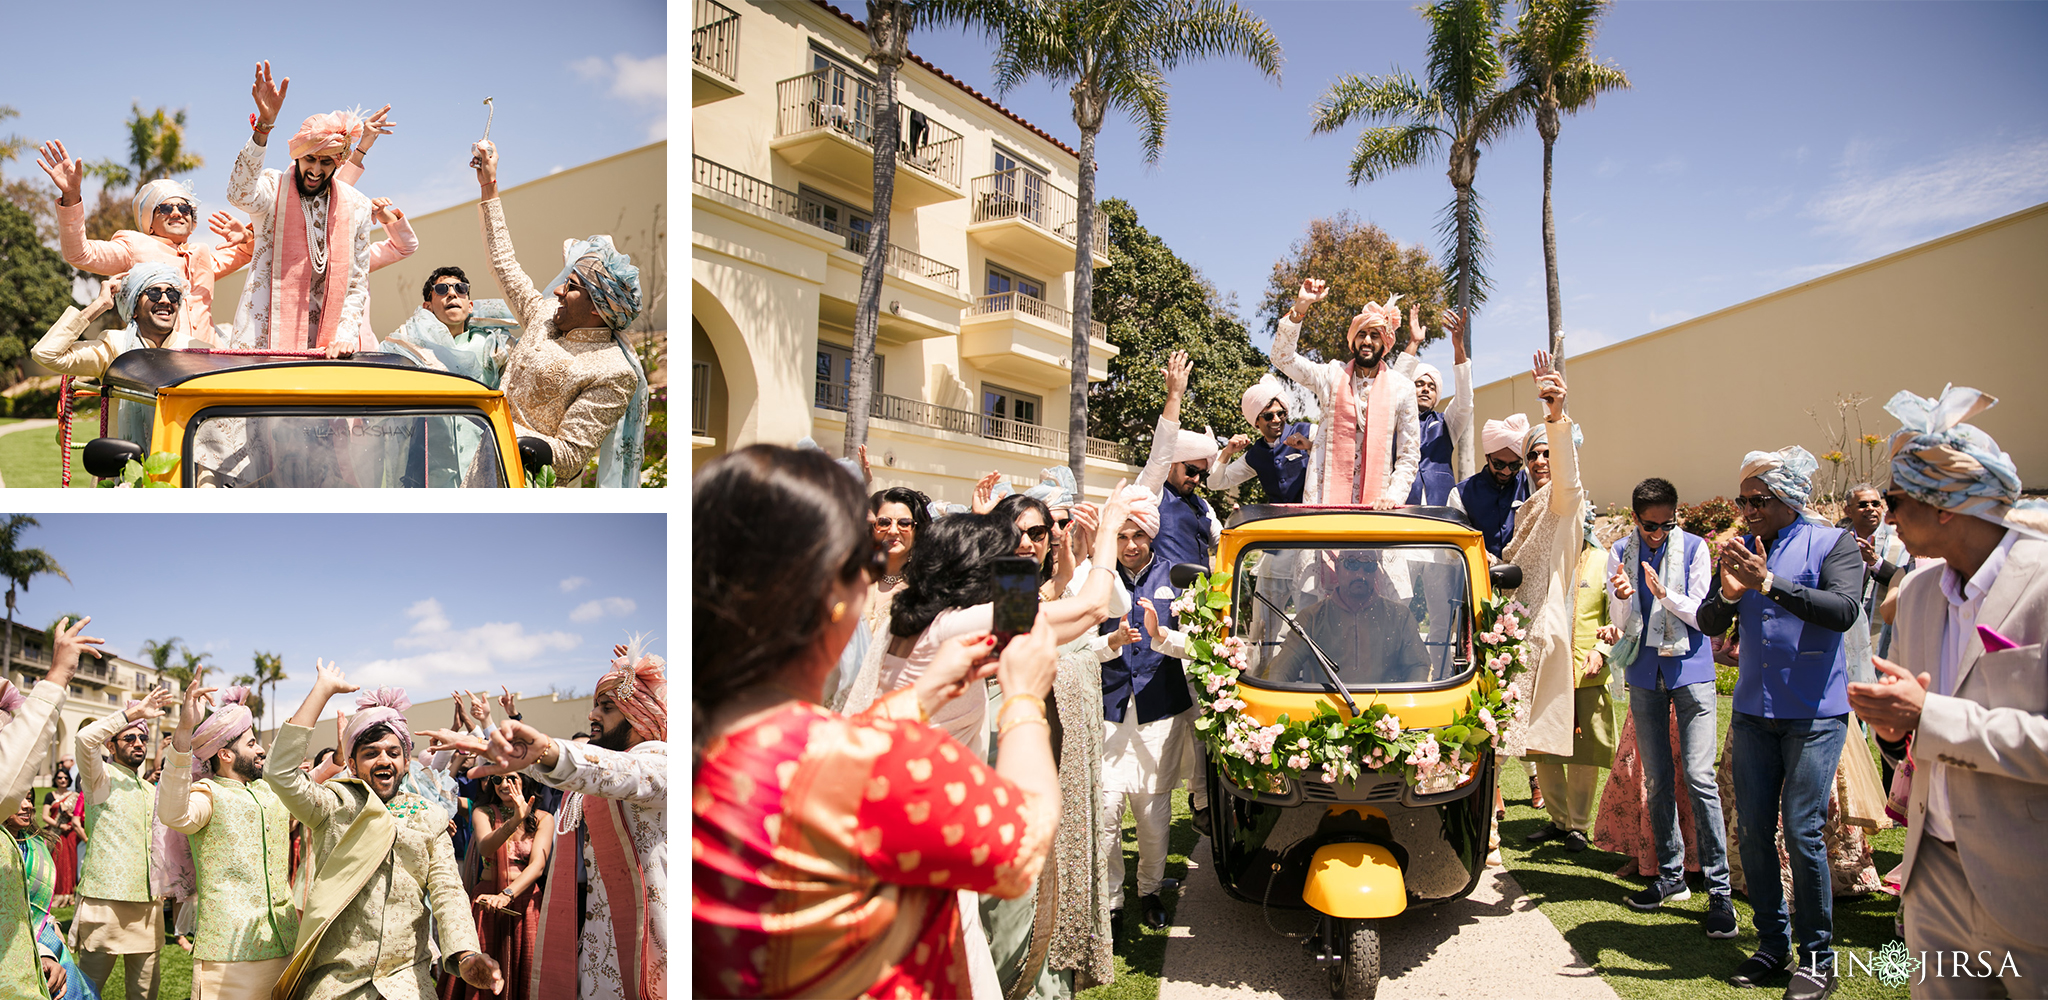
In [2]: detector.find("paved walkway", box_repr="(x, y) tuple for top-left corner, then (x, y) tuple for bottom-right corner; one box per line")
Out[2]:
(1160, 836), (1618, 1000)
(0, 420), (58, 490)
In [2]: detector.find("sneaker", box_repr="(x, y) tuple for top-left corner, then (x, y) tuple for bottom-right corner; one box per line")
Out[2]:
(1624, 878), (1691, 911)
(1525, 823), (1567, 844)
(1729, 951), (1794, 989)
(1783, 967), (1837, 1000)
(1705, 893), (1738, 938)
(1563, 830), (1588, 852)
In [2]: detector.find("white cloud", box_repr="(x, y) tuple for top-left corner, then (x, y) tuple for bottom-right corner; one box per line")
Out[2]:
(352, 600), (580, 687)
(570, 597), (638, 623)
(1650, 155), (1686, 176)
(571, 54), (667, 104)
(558, 576), (589, 593)
(1805, 137), (2048, 255)
(549, 165), (565, 175)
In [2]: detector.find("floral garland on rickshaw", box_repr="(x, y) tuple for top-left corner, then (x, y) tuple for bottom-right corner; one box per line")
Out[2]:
(1178, 570), (1531, 796)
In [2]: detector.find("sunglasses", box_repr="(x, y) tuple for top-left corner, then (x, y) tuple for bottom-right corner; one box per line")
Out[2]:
(1488, 457), (1523, 474)
(1637, 518), (1679, 533)
(1884, 493), (1907, 512)
(114, 734), (149, 745)
(1852, 499), (1885, 509)
(1336, 556), (1378, 572)
(1052, 517), (1071, 532)
(1256, 410), (1286, 423)
(1182, 463), (1209, 481)
(431, 282), (471, 297)
(1022, 525), (1050, 542)
(1733, 495), (1776, 511)
(875, 517), (915, 529)
(141, 287), (183, 305)
(152, 202), (196, 219)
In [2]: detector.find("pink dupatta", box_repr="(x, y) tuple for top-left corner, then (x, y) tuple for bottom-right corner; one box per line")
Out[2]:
(1321, 360), (1397, 505)
(269, 169), (364, 351)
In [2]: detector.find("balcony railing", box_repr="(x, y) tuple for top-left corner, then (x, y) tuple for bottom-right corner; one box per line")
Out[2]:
(968, 169), (1109, 258)
(844, 229), (960, 289)
(775, 70), (963, 188)
(693, 155), (819, 227)
(692, 0), (740, 80)
(816, 380), (1133, 462)
(691, 362), (712, 435)
(971, 291), (1107, 344)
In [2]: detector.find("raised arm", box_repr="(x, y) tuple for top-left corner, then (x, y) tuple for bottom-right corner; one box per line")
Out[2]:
(262, 660), (358, 826)
(364, 198), (418, 272)
(32, 283), (120, 377)
(158, 683), (220, 834)
(473, 142), (546, 326)
(75, 683), (167, 806)
(42, 141), (139, 275)
(1137, 351), (1193, 495)
(1271, 279), (1331, 392)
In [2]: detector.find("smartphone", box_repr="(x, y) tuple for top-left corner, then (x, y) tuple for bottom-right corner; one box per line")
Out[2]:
(990, 556), (1042, 649)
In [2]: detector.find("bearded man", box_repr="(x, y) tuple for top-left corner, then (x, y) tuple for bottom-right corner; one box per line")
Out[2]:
(72, 684), (177, 1000)
(1449, 414), (1534, 559)
(157, 683), (298, 1000)
(265, 663), (501, 999)
(1270, 279), (1421, 507)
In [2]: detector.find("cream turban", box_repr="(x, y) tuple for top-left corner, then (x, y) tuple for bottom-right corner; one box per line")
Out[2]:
(1117, 485), (1161, 538)
(1738, 445), (1824, 522)
(1481, 414), (1531, 458)
(1241, 376), (1286, 427)
(1356, 293), (1402, 334)
(1411, 362), (1444, 397)
(131, 179), (197, 234)
(1166, 427), (1218, 466)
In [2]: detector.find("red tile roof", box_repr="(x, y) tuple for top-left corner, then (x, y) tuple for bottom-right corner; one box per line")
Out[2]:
(814, 0), (1082, 160)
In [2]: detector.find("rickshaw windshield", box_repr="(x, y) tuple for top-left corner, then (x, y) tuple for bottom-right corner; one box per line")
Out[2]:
(1232, 543), (1471, 690)
(185, 407), (507, 488)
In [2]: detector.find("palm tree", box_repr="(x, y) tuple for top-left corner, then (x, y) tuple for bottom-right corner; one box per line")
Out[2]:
(1501, 0), (1629, 373)
(981, 0), (1282, 484)
(249, 651), (287, 734)
(84, 104), (205, 190)
(0, 106), (30, 179)
(1311, 0), (1524, 477)
(0, 516), (68, 688)
(230, 672), (266, 728)
(163, 647), (212, 691)
(138, 635), (183, 679)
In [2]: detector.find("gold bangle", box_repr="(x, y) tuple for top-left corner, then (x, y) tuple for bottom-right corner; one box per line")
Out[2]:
(999, 716), (1050, 739)
(998, 694), (1045, 726)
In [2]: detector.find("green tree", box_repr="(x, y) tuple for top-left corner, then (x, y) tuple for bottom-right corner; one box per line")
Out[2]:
(138, 635), (184, 683)
(1258, 212), (1451, 363)
(0, 517), (68, 690)
(1501, 0), (1629, 372)
(0, 107), (30, 180)
(0, 198), (75, 380)
(1089, 196), (1267, 506)
(247, 651), (287, 734)
(1311, 0), (1524, 476)
(164, 647), (213, 691)
(85, 104), (205, 190)
(979, 0), (1282, 487)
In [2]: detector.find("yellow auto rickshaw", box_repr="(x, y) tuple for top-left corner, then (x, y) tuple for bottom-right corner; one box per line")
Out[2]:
(1166, 503), (1529, 999)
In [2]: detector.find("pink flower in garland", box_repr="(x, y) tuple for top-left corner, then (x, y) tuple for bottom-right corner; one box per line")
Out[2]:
(1407, 734), (1441, 766)
(1373, 714), (1402, 741)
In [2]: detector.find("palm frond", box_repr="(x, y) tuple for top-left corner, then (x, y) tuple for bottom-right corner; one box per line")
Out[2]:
(1423, 0), (1506, 113)
(1309, 73), (1438, 134)
(1107, 65), (1172, 163)
(1553, 59), (1631, 112)
(1434, 191), (1494, 308)
(1345, 123), (1444, 185)
(1470, 84), (1533, 146)
(1145, 0), (1284, 79)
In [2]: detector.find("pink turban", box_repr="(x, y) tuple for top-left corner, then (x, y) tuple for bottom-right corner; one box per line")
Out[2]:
(1482, 414), (1531, 459)
(188, 687), (255, 779)
(115, 703), (151, 739)
(0, 682), (24, 716)
(1166, 427), (1219, 465)
(288, 110), (365, 160)
(1356, 293), (1403, 335)
(595, 649), (667, 742)
(1117, 485), (1161, 538)
(1241, 377), (1287, 427)
(342, 688), (414, 760)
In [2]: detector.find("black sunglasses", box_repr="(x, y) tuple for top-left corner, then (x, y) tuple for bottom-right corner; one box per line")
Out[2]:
(1022, 525), (1050, 542)
(1637, 518), (1679, 533)
(1255, 410), (1286, 423)
(1052, 516), (1071, 530)
(1488, 457), (1523, 474)
(152, 202), (196, 218)
(1733, 495), (1776, 511)
(141, 287), (183, 305)
(1852, 499), (1886, 509)
(1183, 463), (1209, 481)
(874, 517), (915, 529)
(1884, 493), (1907, 512)
(432, 282), (471, 297)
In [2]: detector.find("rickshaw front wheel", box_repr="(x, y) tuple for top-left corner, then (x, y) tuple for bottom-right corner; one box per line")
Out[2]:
(1331, 918), (1381, 1000)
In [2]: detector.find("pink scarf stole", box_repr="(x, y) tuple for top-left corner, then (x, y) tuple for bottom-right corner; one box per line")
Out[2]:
(532, 796), (659, 1000)
(270, 167), (360, 351)
(1321, 360), (1396, 505)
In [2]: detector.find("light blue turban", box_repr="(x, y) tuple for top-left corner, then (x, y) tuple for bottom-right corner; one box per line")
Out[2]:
(927, 499), (969, 520)
(1885, 385), (2048, 538)
(115, 262), (188, 325)
(132, 179), (197, 235)
(1738, 445), (1827, 523)
(1021, 466), (1079, 511)
(1525, 421), (1583, 451)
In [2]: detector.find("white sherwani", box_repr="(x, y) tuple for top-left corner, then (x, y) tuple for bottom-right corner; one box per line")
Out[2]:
(1271, 315), (1422, 505)
(531, 740), (665, 1000)
(223, 139), (376, 351)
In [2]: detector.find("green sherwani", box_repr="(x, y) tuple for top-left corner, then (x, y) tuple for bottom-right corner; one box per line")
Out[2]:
(263, 722), (479, 1000)
(0, 682), (68, 999)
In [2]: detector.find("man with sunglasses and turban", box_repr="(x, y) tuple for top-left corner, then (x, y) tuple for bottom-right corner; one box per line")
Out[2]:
(33, 261), (207, 375)
(72, 681), (177, 1000)
(225, 62), (389, 357)
(471, 141), (650, 487)
(1271, 279), (1421, 507)
(1445, 413), (1533, 559)
(1391, 303), (1472, 505)
(39, 141), (253, 346)
(156, 679), (297, 1000)
(1846, 386), (2048, 1000)
(1214, 373), (1315, 504)
(435, 643), (667, 1000)
(265, 662), (501, 999)
(1694, 445), (1865, 999)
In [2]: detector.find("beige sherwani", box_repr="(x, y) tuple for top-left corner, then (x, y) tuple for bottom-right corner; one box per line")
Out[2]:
(265, 723), (480, 1000)
(1499, 417), (1588, 759)
(478, 198), (637, 481)
(32, 305), (206, 376)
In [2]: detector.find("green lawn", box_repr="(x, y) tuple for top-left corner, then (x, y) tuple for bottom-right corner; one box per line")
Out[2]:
(1498, 695), (1909, 1000)
(48, 904), (194, 1000)
(1077, 786), (1202, 1000)
(0, 423), (93, 489)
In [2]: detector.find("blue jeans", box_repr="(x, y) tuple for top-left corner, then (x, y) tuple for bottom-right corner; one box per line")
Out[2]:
(1629, 676), (1730, 895)
(1730, 712), (1849, 966)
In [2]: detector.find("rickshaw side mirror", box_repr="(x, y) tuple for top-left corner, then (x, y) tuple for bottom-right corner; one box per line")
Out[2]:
(82, 438), (143, 479)
(1169, 563), (1207, 590)
(517, 436), (554, 477)
(1489, 564), (1523, 592)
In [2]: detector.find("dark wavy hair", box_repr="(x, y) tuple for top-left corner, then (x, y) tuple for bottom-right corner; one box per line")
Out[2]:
(990, 493), (1055, 581)
(695, 445), (872, 742)
(485, 772), (545, 836)
(888, 512), (1020, 639)
(870, 487), (933, 537)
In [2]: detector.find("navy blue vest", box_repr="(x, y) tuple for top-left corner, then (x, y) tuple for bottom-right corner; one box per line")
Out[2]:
(1611, 531), (1716, 690)
(1406, 411), (1454, 506)
(1101, 482), (1212, 724)
(1456, 470), (1528, 556)
(1734, 521), (1851, 719)
(1243, 422), (1310, 503)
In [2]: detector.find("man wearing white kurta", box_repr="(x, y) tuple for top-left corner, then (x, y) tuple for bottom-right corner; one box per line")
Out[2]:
(1270, 279), (1421, 507)
(74, 687), (176, 1000)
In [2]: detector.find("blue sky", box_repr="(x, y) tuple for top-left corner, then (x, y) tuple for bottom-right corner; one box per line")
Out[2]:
(0, 0), (664, 233)
(4, 514), (666, 722)
(906, 1), (2048, 388)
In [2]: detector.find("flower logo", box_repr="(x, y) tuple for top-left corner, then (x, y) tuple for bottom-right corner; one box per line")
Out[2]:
(1873, 940), (1921, 988)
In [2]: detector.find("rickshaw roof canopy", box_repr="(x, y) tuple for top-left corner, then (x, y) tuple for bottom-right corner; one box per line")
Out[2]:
(102, 348), (450, 393)
(1224, 504), (1476, 532)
